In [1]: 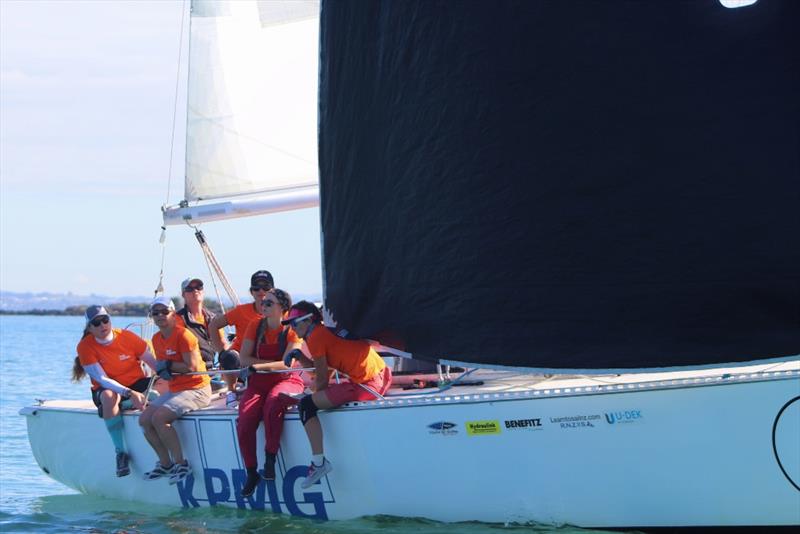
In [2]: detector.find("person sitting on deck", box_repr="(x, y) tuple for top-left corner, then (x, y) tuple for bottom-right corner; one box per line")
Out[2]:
(139, 296), (211, 484)
(236, 288), (306, 497)
(174, 276), (225, 390)
(72, 305), (159, 477)
(282, 300), (392, 489)
(209, 270), (274, 391)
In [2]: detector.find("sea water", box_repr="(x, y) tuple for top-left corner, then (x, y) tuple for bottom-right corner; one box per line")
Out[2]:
(0, 315), (625, 534)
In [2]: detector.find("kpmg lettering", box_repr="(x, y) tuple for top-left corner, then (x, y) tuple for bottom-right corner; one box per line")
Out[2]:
(175, 465), (330, 519)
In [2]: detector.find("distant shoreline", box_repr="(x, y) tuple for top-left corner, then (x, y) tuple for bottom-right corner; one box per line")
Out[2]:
(0, 310), (146, 316)
(0, 299), (224, 317)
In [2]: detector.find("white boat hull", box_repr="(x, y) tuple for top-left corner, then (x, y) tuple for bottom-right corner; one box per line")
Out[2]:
(22, 363), (800, 527)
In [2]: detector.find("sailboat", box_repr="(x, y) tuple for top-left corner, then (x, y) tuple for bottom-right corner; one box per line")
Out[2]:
(21, 0), (800, 528)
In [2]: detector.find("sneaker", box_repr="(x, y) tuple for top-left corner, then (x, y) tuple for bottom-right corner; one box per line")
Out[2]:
(300, 458), (332, 489)
(241, 469), (260, 497)
(143, 461), (173, 481)
(261, 454), (276, 481)
(115, 451), (131, 477)
(168, 461), (191, 485)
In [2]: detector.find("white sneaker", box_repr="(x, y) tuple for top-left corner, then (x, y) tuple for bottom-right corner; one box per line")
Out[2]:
(300, 458), (332, 489)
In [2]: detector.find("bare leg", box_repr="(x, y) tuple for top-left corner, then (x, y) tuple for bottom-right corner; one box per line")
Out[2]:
(224, 374), (237, 390)
(139, 406), (171, 465)
(152, 407), (185, 464)
(100, 390), (121, 419)
(303, 391), (334, 455)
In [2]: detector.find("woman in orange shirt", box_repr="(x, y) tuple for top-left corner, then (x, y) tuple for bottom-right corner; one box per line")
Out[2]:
(236, 288), (305, 497)
(282, 300), (392, 490)
(72, 305), (158, 477)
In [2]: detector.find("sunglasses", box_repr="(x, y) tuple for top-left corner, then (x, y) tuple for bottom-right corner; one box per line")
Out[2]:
(184, 285), (203, 292)
(90, 316), (110, 327)
(151, 308), (171, 317)
(251, 285), (271, 292)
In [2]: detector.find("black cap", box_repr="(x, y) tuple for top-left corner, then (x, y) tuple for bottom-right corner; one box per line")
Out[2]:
(250, 270), (274, 289)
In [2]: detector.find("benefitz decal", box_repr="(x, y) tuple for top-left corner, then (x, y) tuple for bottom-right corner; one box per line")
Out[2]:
(466, 420), (501, 435)
(504, 418), (542, 430)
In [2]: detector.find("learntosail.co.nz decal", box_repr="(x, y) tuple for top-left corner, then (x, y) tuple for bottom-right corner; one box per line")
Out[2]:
(549, 414), (601, 429)
(174, 465), (333, 519)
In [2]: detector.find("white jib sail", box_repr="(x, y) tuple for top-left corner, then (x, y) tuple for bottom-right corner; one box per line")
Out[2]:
(165, 0), (319, 225)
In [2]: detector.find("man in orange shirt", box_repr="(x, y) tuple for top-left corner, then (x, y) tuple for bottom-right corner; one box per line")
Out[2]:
(209, 270), (274, 389)
(282, 301), (392, 489)
(139, 296), (212, 484)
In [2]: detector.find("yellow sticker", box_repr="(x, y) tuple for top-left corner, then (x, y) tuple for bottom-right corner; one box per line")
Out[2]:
(466, 420), (501, 435)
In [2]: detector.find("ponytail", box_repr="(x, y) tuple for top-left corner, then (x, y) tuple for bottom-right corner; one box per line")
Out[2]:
(72, 327), (92, 382)
(72, 356), (85, 382)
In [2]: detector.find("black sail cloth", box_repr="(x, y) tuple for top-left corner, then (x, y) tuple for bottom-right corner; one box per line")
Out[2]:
(317, 0), (800, 370)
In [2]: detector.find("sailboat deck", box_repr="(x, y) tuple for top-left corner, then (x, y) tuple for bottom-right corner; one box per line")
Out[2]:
(27, 359), (798, 416)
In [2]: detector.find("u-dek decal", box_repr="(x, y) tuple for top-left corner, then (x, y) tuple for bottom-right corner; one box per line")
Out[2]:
(604, 410), (643, 425)
(504, 418), (542, 430)
(428, 421), (459, 435)
(466, 420), (501, 435)
(550, 414), (601, 429)
(175, 465), (332, 519)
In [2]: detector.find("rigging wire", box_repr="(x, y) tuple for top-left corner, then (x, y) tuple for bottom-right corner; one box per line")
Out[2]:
(188, 223), (241, 314)
(154, 0), (188, 297)
(165, 0), (187, 209)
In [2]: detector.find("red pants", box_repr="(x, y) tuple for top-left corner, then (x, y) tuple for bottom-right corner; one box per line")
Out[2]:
(237, 373), (304, 468)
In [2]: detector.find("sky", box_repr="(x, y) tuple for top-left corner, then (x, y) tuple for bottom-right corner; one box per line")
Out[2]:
(0, 0), (323, 301)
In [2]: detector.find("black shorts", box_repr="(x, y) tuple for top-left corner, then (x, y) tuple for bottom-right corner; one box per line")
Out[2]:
(90, 376), (152, 418)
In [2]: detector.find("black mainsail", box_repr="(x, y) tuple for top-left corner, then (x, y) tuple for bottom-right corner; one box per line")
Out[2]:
(318, 0), (799, 370)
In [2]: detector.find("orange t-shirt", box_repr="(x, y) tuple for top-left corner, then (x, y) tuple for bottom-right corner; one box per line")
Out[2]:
(305, 326), (385, 383)
(151, 326), (210, 392)
(243, 319), (299, 361)
(225, 303), (261, 352)
(77, 329), (148, 390)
